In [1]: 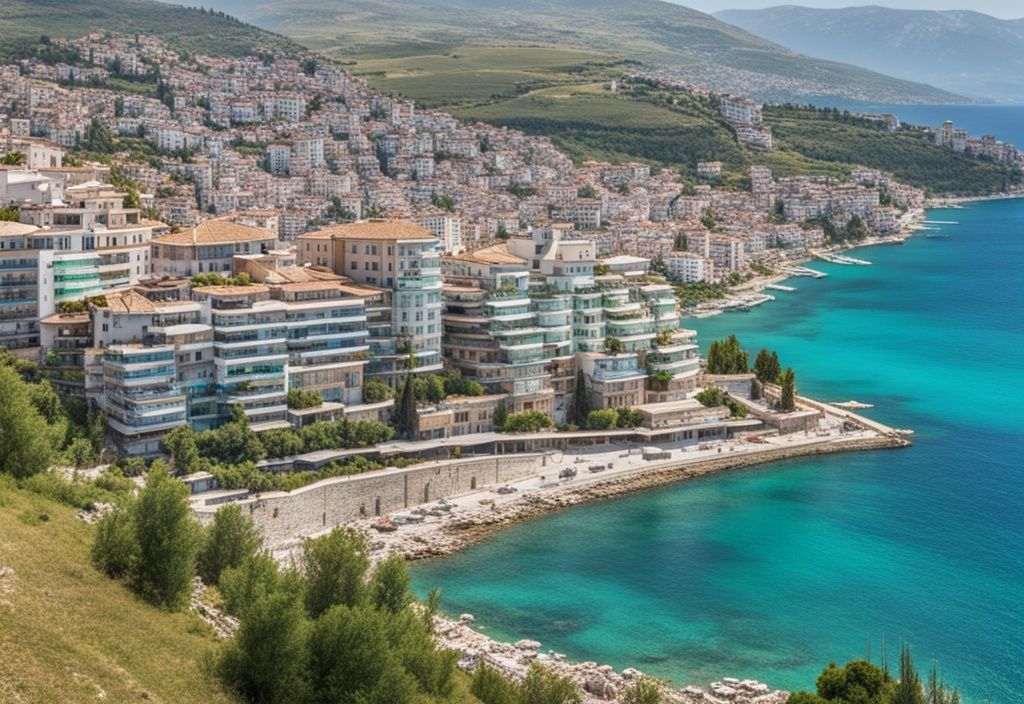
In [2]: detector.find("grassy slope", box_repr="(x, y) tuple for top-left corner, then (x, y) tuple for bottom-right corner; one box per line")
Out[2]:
(0, 481), (239, 704)
(198, 0), (963, 104)
(0, 0), (300, 61)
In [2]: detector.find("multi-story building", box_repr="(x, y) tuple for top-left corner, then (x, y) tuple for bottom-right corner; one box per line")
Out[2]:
(667, 251), (714, 283)
(102, 343), (188, 455)
(720, 95), (763, 126)
(414, 214), (463, 255)
(151, 220), (280, 277)
(296, 220), (443, 383)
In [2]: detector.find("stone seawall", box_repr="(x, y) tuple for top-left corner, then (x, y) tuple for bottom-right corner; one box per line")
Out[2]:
(215, 454), (546, 547)
(396, 435), (909, 560)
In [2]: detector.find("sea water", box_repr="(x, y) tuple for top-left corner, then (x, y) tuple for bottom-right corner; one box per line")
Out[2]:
(411, 199), (1024, 702)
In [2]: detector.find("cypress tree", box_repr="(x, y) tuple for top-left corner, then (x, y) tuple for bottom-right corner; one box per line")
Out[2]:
(396, 372), (417, 439)
(894, 644), (925, 704)
(778, 368), (797, 412)
(571, 368), (588, 425)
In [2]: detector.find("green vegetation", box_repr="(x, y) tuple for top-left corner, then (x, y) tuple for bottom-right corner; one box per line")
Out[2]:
(788, 646), (961, 704)
(695, 387), (748, 418)
(197, 503), (263, 587)
(287, 388), (323, 410)
(192, 272), (254, 287)
(583, 407), (644, 430)
(705, 335), (749, 375)
(163, 406), (398, 491)
(218, 526), (463, 704)
(235, 0), (959, 104)
(0, 479), (240, 702)
(0, 350), (106, 476)
(753, 348), (782, 384)
(472, 662), (580, 704)
(0, 1), (300, 64)
(778, 368), (797, 412)
(766, 105), (1023, 195)
(500, 410), (555, 433)
(363, 378), (396, 403)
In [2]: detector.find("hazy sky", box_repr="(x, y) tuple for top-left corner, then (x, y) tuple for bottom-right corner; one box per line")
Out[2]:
(682, 1), (1023, 19)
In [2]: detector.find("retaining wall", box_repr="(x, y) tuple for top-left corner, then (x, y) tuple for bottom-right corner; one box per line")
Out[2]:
(212, 454), (546, 545)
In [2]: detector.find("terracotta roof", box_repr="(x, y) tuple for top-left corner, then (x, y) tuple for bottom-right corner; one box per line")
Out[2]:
(0, 221), (39, 236)
(301, 219), (435, 241)
(448, 242), (525, 266)
(100, 289), (156, 314)
(40, 312), (90, 324)
(153, 219), (276, 246)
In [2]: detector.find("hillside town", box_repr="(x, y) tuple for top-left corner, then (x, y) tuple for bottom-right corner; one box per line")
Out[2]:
(0, 32), (927, 459)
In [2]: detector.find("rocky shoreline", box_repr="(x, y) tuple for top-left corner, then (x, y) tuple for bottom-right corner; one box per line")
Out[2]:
(369, 435), (909, 562)
(345, 432), (909, 704)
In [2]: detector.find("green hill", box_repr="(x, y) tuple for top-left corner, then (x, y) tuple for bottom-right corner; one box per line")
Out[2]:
(193, 0), (964, 104)
(455, 81), (1020, 195)
(0, 0), (301, 63)
(0, 479), (239, 703)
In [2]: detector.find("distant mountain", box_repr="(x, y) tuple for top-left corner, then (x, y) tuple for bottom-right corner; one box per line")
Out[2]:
(0, 0), (300, 62)
(187, 0), (964, 104)
(715, 5), (1024, 102)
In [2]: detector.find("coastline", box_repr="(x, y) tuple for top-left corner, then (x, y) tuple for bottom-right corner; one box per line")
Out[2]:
(372, 434), (907, 562)
(294, 417), (911, 704)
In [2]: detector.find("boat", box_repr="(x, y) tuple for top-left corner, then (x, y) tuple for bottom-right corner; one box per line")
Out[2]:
(832, 400), (874, 409)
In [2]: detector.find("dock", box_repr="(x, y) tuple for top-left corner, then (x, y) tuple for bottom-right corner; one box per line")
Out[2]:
(764, 284), (795, 292)
(816, 252), (872, 266)
(781, 266), (827, 279)
(922, 220), (958, 225)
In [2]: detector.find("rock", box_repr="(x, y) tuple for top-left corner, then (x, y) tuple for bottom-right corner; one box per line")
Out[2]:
(514, 639), (541, 651)
(622, 668), (642, 680)
(459, 613), (475, 624)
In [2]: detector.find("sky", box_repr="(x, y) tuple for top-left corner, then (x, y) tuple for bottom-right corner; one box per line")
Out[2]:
(680, 0), (1023, 19)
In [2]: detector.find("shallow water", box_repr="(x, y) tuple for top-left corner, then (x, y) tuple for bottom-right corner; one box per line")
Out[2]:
(413, 199), (1024, 702)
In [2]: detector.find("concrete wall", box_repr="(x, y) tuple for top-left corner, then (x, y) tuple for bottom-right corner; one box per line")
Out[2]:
(218, 453), (546, 546)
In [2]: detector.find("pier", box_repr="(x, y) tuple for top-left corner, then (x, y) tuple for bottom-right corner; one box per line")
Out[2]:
(781, 265), (828, 278)
(764, 284), (796, 292)
(816, 252), (872, 265)
(922, 220), (958, 225)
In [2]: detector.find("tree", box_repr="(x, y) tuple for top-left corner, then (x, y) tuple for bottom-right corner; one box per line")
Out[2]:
(198, 503), (263, 586)
(395, 372), (418, 439)
(196, 405), (266, 464)
(371, 553), (411, 614)
(778, 368), (797, 412)
(220, 590), (312, 704)
(570, 368), (588, 425)
(603, 336), (624, 355)
(363, 379), (395, 403)
(287, 388), (322, 409)
(492, 401), (508, 431)
(471, 663), (519, 704)
(162, 424), (200, 473)
(91, 505), (138, 579)
(518, 663), (581, 704)
(309, 603), (418, 704)
(66, 437), (97, 469)
(302, 527), (370, 618)
(220, 552), (288, 617)
(1, 151), (25, 165)
(0, 366), (56, 477)
(132, 462), (200, 609)
(705, 335), (748, 375)
(500, 411), (554, 433)
(893, 644), (925, 704)
(753, 348), (781, 384)
(584, 408), (619, 430)
(259, 427), (305, 459)
(622, 676), (664, 704)
(750, 378), (762, 400)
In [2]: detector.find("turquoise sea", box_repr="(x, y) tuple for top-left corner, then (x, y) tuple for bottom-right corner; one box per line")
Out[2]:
(412, 198), (1024, 702)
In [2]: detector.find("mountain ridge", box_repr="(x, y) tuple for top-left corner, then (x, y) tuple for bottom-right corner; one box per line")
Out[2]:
(715, 5), (1024, 102)
(184, 0), (966, 104)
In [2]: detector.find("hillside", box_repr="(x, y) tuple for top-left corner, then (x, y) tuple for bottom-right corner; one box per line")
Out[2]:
(0, 0), (301, 63)
(0, 479), (239, 703)
(188, 0), (964, 104)
(716, 6), (1024, 102)
(453, 80), (1020, 195)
